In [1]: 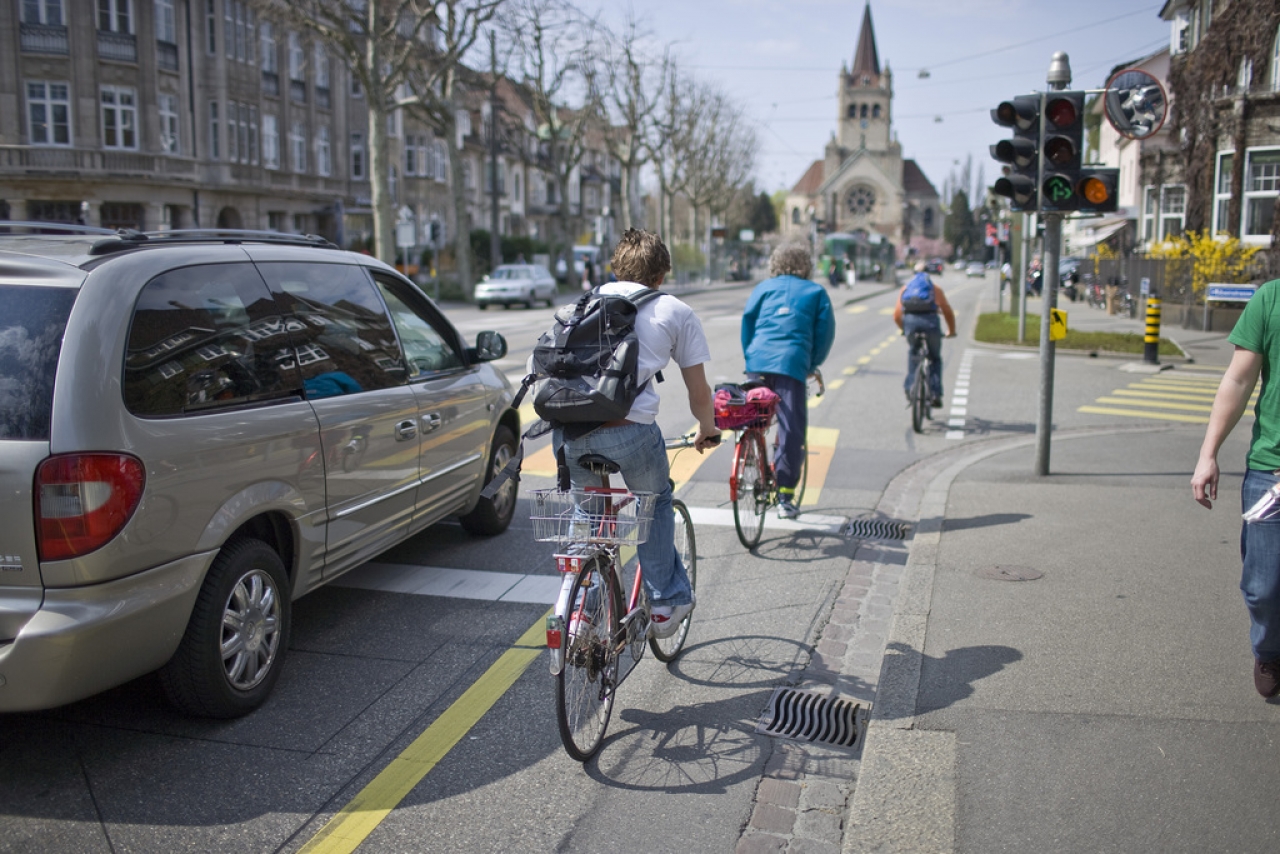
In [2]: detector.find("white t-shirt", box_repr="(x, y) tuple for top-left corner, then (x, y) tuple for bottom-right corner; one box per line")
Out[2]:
(598, 281), (712, 424)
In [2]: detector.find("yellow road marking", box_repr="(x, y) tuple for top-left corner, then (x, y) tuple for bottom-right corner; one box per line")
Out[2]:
(846, 305), (868, 314)
(522, 442), (559, 477)
(803, 427), (839, 508)
(670, 424), (720, 493)
(827, 378), (845, 391)
(299, 617), (548, 854)
(878, 307), (894, 315)
(1077, 405), (1209, 424)
(1110, 389), (1219, 403)
(1131, 381), (1226, 393)
(1094, 397), (1212, 412)
(842, 366), (857, 376)
(857, 356), (873, 365)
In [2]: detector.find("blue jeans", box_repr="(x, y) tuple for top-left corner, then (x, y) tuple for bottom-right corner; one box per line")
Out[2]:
(1241, 469), (1280, 660)
(749, 373), (805, 492)
(903, 313), (943, 400)
(554, 421), (691, 608)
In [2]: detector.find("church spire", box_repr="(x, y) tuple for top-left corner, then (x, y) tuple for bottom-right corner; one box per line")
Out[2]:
(851, 3), (880, 78)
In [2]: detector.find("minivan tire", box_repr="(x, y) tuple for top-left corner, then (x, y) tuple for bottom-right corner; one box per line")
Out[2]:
(459, 425), (518, 535)
(160, 537), (292, 718)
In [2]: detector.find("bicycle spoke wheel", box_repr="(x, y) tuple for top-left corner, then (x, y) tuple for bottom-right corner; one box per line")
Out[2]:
(732, 432), (768, 549)
(651, 499), (696, 662)
(556, 556), (622, 761)
(911, 365), (928, 433)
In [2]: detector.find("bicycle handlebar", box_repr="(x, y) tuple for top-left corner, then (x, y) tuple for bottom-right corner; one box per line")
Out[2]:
(666, 432), (721, 450)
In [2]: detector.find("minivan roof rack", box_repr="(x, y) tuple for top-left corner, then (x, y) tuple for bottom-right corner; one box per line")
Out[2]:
(85, 229), (340, 255)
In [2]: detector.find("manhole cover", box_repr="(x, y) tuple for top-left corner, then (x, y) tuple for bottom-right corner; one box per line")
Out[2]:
(756, 688), (862, 747)
(976, 565), (1043, 582)
(842, 517), (910, 541)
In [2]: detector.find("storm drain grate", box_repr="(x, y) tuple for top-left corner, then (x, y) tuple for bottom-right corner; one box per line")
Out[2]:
(756, 688), (863, 748)
(842, 517), (910, 541)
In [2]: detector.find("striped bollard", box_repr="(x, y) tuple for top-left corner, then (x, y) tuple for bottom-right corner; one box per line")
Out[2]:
(1144, 297), (1161, 365)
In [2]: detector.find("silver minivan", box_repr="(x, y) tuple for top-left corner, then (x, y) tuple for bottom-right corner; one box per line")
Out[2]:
(0, 228), (519, 717)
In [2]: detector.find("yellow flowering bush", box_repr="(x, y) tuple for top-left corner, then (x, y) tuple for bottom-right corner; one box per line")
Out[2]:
(1148, 230), (1261, 297)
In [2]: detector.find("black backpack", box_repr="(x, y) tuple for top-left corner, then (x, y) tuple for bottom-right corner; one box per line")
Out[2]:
(527, 285), (665, 428)
(480, 285), (665, 500)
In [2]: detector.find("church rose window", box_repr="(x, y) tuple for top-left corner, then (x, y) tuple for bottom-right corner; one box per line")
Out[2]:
(847, 186), (876, 216)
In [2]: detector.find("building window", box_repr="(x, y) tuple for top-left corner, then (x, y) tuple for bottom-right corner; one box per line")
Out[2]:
(1142, 185), (1157, 243)
(223, 1), (252, 62)
(263, 114), (279, 168)
(98, 0), (132, 34)
(290, 121), (306, 173)
(514, 173), (521, 202)
(872, 104), (881, 118)
(351, 132), (365, 180)
(1245, 149), (1280, 238)
(154, 0), (175, 43)
(101, 85), (137, 149)
(204, 0), (215, 53)
(1213, 151), (1233, 234)
(314, 44), (330, 90)
(22, 0), (64, 25)
(260, 21), (277, 72)
(288, 31), (304, 81)
(159, 92), (179, 153)
(436, 140), (447, 181)
(27, 80), (71, 146)
(1160, 185), (1185, 238)
(860, 104), (868, 118)
(227, 101), (239, 161)
(316, 125), (331, 177)
(791, 207), (801, 225)
(247, 105), (258, 164)
(209, 100), (219, 160)
(1271, 25), (1280, 92)
(847, 103), (857, 119)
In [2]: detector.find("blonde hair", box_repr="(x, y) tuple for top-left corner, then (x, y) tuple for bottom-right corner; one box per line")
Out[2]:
(610, 229), (671, 286)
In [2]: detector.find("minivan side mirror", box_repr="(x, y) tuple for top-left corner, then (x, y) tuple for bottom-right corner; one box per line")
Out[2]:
(472, 330), (507, 362)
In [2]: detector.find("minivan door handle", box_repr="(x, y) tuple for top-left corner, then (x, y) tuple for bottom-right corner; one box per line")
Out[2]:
(421, 413), (442, 432)
(395, 420), (418, 441)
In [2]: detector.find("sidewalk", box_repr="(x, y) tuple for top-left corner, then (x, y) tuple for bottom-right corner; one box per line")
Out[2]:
(840, 322), (1280, 851)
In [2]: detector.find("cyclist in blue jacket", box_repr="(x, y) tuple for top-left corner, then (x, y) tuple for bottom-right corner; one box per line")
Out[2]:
(741, 242), (836, 519)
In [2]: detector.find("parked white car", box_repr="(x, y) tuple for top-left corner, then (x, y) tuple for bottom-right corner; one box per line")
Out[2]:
(474, 264), (557, 309)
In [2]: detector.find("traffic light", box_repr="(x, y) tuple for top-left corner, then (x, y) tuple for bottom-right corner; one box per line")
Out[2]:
(990, 95), (1041, 212)
(1077, 167), (1119, 213)
(1039, 91), (1085, 213)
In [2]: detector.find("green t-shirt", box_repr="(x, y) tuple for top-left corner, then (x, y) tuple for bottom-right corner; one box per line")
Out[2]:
(1227, 279), (1280, 470)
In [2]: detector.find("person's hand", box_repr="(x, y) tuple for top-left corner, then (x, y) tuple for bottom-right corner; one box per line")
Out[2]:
(808, 369), (825, 397)
(945, 330), (957, 338)
(1191, 456), (1219, 509)
(694, 426), (722, 453)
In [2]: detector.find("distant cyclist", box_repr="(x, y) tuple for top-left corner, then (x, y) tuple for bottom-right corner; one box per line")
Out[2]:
(741, 242), (836, 520)
(893, 261), (957, 408)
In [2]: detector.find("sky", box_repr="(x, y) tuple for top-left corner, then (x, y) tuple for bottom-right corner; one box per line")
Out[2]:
(591, 0), (1173, 200)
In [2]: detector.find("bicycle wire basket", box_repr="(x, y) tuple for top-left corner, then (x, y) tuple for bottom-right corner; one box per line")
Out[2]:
(714, 383), (780, 430)
(529, 488), (658, 546)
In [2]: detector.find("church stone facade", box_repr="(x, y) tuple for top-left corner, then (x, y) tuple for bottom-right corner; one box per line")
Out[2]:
(783, 4), (942, 260)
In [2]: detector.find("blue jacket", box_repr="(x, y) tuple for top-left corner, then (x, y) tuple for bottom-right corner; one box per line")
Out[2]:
(741, 274), (836, 382)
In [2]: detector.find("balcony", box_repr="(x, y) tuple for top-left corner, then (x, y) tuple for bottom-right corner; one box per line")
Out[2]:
(98, 30), (137, 63)
(156, 40), (178, 72)
(20, 23), (69, 55)
(0, 145), (196, 180)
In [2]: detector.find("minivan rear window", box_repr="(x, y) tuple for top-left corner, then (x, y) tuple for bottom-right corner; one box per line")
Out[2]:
(0, 285), (76, 440)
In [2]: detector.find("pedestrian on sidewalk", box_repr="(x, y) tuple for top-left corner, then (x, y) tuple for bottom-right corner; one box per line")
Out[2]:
(1192, 276), (1280, 698)
(741, 241), (835, 520)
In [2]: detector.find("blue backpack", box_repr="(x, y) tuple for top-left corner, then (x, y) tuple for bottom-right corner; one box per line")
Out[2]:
(901, 273), (937, 314)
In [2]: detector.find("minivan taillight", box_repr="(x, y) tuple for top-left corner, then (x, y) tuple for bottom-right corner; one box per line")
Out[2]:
(35, 454), (145, 561)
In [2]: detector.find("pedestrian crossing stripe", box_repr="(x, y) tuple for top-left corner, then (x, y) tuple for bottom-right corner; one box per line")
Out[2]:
(1078, 367), (1256, 424)
(1093, 397), (1211, 413)
(1076, 406), (1210, 424)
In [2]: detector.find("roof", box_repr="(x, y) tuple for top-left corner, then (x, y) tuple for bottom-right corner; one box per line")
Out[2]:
(902, 160), (939, 198)
(852, 3), (881, 78)
(791, 160), (825, 195)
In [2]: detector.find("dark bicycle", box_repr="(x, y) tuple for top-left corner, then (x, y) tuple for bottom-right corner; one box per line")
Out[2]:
(907, 330), (934, 434)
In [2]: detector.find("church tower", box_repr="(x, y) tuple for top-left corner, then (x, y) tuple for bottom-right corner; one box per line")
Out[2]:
(837, 3), (892, 153)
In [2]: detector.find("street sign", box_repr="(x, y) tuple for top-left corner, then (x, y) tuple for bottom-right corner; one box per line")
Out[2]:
(396, 221), (416, 248)
(1140, 277), (1150, 296)
(1206, 284), (1257, 302)
(1049, 307), (1067, 341)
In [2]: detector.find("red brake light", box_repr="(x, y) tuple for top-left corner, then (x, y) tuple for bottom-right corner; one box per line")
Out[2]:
(36, 453), (145, 561)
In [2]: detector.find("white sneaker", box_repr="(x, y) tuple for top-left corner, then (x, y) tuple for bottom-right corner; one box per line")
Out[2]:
(649, 592), (696, 639)
(777, 499), (799, 520)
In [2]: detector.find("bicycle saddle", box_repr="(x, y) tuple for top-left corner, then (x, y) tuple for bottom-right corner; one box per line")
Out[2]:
(576, 453), (621, 476)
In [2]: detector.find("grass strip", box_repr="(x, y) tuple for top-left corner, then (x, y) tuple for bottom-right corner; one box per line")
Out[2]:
(974, 312), (1184, 357)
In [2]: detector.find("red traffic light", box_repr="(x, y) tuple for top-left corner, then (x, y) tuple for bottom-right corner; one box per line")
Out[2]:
(1045, 96), (1078, 128)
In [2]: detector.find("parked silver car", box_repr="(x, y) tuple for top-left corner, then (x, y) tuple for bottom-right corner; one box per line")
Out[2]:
(474, 263), (557, 309)
(0, 226), (519, 717)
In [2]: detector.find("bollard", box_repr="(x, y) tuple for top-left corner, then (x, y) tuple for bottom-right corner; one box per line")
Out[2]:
(1144, 297), (1161, 364)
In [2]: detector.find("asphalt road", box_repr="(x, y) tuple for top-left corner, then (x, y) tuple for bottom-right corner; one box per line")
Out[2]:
(1, 267), (1205, 853)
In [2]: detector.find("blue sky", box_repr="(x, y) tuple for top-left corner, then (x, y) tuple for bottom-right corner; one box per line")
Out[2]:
(593, 0), (1172, 199)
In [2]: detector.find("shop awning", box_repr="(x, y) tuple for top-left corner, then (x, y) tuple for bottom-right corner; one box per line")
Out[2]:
(1075, 220), (1128, 247)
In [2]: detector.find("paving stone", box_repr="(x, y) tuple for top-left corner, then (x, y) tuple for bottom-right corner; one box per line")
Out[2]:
(750, 803), (797, 835)
(758, 777), (802, 809)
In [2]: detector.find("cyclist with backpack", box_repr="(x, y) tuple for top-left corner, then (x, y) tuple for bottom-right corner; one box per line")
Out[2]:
(893, 261), (957, 408)
(741, 241), (836, 520)
(552, 228), (720, 636)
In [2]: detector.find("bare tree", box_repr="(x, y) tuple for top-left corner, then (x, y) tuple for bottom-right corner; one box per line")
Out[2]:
(500, 0), (603, 290)
(399, 1), (504, 297)
(254, 1), (463, 264)
(646, 56), (697, 243)
(598, 14), (669, 232)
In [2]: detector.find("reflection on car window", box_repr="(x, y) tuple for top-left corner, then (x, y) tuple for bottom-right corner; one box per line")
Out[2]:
(0, 285), (77, 439)
(256, 262), (407, 399)
(124, 264), (301, 416)
(374, 277), (464, 376)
